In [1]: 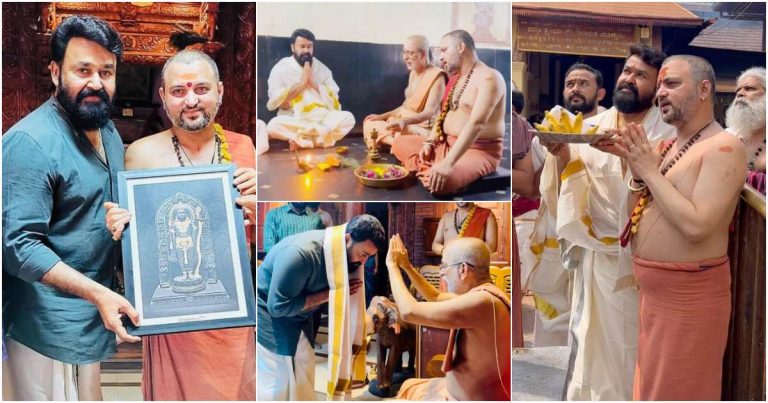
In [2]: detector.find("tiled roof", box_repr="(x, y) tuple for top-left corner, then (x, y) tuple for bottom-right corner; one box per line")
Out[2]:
(690, 18), (766, 53)
(513, 2), (703, 27)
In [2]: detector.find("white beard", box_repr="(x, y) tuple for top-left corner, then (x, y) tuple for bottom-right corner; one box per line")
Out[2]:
(725, 96), (766, 138)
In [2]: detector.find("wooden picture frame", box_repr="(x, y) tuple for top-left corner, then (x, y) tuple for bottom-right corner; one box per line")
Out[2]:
(118, 165), (255, 336)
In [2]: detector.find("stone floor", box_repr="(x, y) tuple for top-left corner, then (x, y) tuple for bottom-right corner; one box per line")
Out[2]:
(101, 342), (143, 401)
(312, 326), (400, 401)
(257, 135), (511, 201)
(512, 294), (569, 401)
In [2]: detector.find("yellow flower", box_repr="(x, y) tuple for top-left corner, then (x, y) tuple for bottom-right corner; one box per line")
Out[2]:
(214, 123), (232, 163)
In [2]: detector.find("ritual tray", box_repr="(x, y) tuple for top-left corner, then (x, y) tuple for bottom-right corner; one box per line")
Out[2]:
(354, 164), (410, 188)
(533, 131), (613, 144)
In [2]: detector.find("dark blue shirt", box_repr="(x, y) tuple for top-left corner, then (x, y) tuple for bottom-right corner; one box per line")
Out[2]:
(257, 230), (330, 355)
(2, 97), (125, 364)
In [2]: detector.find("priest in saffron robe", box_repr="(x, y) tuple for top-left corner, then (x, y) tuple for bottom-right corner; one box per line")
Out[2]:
(432, 202), (497, 255)
(391, 30), (506, 195)
(386, 235), (511, 401)
(104, 49), (257, 400)
(619, 55), (745, 401)
(363, 35), (446, 147)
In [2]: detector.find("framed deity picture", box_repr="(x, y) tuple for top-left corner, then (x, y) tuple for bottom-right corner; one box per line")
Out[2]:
(118, 165), (256, 336)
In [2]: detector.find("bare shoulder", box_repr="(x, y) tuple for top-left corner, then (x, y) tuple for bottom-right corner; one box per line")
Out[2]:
(476, 64), (503, 85)
(711, 130), (744, 147)
(453, 288), (499, 310)
(703, 130), (746, 158)
(125, 131), (172, 165)
(699, 130), (747, 184)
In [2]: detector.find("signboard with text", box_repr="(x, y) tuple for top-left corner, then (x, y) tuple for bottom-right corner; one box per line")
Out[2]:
(516, 16), (638, 58)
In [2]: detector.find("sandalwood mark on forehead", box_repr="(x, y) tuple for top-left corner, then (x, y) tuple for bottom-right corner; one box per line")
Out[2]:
(177, 73), (198, 81)
(719, 146), (733, 153)
(657, 67), (668, 86)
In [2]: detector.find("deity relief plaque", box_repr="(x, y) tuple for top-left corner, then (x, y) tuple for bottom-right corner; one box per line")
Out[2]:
(150, 192), (231, 305)
(118, 165), (255, 336)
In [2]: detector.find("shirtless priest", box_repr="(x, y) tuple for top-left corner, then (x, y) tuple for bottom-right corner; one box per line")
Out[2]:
(104, 49), (257, 401)
(616, 55), (746, 400)
(386, 235), (510, 401)
(432, 202), (497, 255)
(392, 30), (506, 195)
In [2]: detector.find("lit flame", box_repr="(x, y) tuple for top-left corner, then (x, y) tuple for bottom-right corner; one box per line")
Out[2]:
(304, 174), (311, 189)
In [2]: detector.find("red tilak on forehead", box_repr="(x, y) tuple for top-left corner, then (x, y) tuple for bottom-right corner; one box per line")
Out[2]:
(186, 82), (193, 88)
(657, 67), (668, 85)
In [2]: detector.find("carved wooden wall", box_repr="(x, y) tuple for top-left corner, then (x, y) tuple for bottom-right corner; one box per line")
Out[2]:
(2, 3), (256, 142)
(40, 2), (218, 66)
(2, 3), (50, 133)
(214, 2), (256, 142)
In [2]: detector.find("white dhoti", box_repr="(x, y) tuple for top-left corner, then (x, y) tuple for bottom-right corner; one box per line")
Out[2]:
(257, 119), (269, 155)
(563, 250), (637, 400)
(266, 56), (355, 149)
(530, 249), (572, 348)
(2, 338), (102, 401)
(257, 332), (316, 401)
(514, 208), (538, 292)
(527, 149), (572, 347)
(267, 110), (355, 149)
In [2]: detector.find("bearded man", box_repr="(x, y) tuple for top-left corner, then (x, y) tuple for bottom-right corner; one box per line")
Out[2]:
(104, 47), (257, 400)
(616, 54), (746, 401)
(726, 67), (766, 193)
(562, 62), (605, 118)
(266, 28), (355, 149)
(256, 214), (386, 400)
(2, 15), (140, 400)
(363, 35), (446, 147)
(531, 43), (676, 399)
(392, 30), (507, 195)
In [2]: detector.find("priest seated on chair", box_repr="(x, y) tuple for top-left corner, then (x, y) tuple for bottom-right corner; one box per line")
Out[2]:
(385, 235), (511, 400)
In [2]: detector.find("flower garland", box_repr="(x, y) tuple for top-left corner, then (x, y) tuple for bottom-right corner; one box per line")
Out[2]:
(456, 204), (477, 237)
(214, 123), (232, 163)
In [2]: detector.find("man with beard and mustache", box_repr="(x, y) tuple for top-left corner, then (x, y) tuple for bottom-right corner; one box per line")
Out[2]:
(1, 15), (139, 400)
(534, 43), (676, 400)
(563, 63), (605, 118)
(615, 55), (745, 400)
(392, 30), (506, 195)
(257, 214), (385, 400)
(385, 235), (510, 400)
(726, 67), (766, 192)
(266, 29), (355, 149)
(103, 48), (257, 400)
(363, 35), (446, 147)
(432, 202), (497, 255)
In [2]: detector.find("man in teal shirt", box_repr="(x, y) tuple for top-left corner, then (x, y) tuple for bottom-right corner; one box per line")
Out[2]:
(2, 15), (139, 400)
(257, 214), (386, 400)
